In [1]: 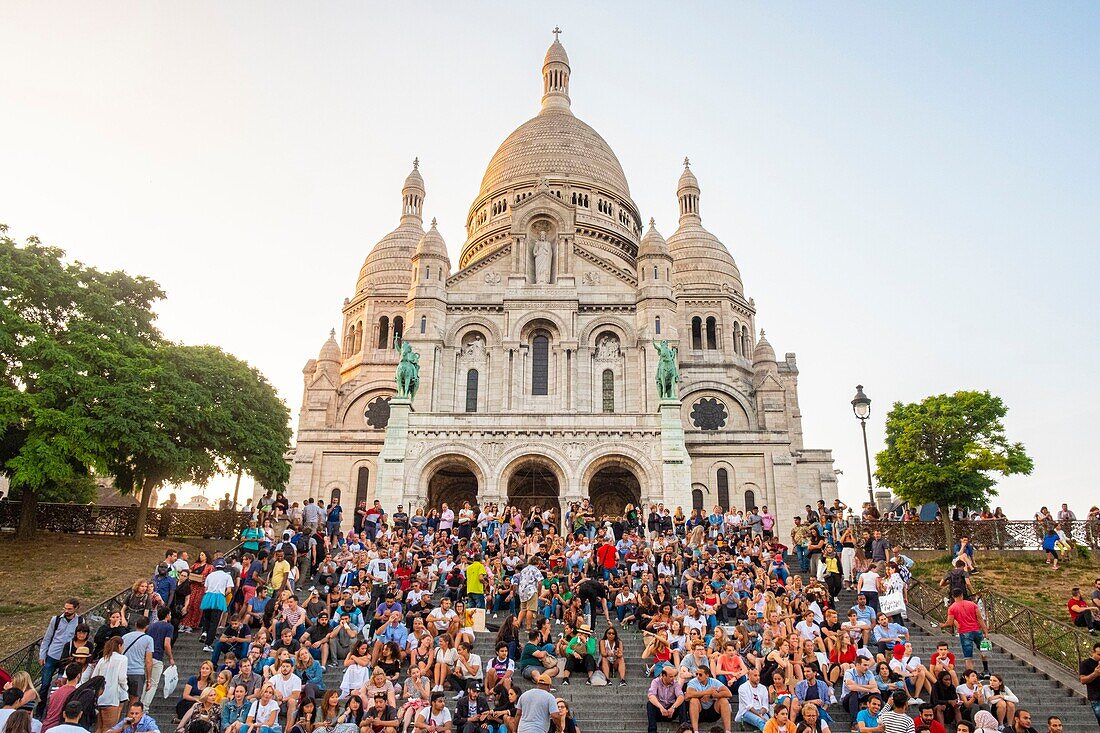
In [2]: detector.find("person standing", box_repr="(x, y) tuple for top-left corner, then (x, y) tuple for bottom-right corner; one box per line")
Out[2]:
(141, 608), (174, 707)
(120, 618), (153, 705)
(515, 672), (561, 733)
(943, 589), (990, 678)
(326, 498), (343, 541)
(37, 599), (84, 714)
(879, 690), (916, 733)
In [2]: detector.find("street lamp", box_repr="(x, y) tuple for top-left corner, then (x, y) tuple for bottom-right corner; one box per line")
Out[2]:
(851, 384), (875, 507)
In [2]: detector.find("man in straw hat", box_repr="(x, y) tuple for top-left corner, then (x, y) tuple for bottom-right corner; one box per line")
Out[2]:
(560, 624), (597, 686)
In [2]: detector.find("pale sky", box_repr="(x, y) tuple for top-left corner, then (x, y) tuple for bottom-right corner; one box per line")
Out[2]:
(2, 3), (1097, 516)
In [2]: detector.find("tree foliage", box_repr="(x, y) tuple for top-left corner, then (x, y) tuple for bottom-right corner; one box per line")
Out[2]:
(875, 390), (1033, 546)
(0, 227), (291, 537)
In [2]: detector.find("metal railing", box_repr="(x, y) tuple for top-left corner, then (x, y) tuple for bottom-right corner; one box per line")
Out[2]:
(852, 518), (1100, 550)
(907, 579), (1094, 675)
(0, 501), (252, 538)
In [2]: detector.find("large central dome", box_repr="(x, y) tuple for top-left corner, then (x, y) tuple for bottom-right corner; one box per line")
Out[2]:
(461, 33), (640, 269)
(477, 109), (631, 203)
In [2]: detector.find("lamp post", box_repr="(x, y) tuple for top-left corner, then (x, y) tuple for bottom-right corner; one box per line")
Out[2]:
(851, 384), (875, 507)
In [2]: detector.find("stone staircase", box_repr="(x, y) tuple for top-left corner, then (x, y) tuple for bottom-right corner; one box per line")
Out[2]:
(152, 577), (1096, 732)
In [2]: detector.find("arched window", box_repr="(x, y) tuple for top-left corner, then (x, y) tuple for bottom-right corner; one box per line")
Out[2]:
(465, 369), (479, 413)
(392, 316), (404, 348)
(691, 488), (704, 512)
(744, 489), (756, 512)
(691, 317), (703, 350)
(353, 322), (362, 353)
(705, 317), (718, 350)
(654, 316), (661, 335)
(377, 316), (389, 349)
(601, 369), (614, 413)
(330, 487), (341, 505)
(425, 266), (430, 280)
(717, 469), (730, 511)
(420, 315), (427, 334)
(531, 334), (549, 396)
(344, 326), (354, 354)
(653, 265), (658, 280)
(354, 467), (369, 508)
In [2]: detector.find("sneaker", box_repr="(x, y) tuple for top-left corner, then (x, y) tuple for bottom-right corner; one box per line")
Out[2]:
(909, 697), (924, 705)
(584, 679), (591, 685)
(493, 613), (499, 619)
(432, 685), (443, 692)
(561, 679), (570, 686)
(452, 692), (463, 700)
(619, 679), (627, 686)
(203, 646), (214, 652)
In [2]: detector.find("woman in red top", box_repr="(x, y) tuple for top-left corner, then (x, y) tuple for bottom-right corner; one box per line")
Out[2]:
(828, 632), (856, 685)
(181, 551), (211, 632)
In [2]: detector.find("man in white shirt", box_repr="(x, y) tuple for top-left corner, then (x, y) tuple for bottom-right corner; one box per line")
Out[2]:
(270, 659), (303, 725)
(439, 503), (455, 531)
(427, 598), (457, 635)
(735, 667), (771, 730)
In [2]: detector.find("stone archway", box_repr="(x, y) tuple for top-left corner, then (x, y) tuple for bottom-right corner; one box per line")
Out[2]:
(505, 458), (561, 530)
(426, 458), (479, 512)
(588, 464), (641, 519)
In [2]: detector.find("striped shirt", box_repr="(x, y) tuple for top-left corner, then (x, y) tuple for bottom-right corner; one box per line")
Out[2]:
(879, 709), (916, 733)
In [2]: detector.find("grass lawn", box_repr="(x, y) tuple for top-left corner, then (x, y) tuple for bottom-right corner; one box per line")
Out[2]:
(0, 533), (205, 659)
(910, 549), (1100, 622)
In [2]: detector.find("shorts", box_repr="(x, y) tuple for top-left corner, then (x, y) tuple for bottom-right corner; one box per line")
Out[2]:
(696, 705), (722, 723)
(522, 594), (538, 612)
(1047, 548), (1060, 560)
(127, 674), (145, 699)
(959, 630), (984, 658)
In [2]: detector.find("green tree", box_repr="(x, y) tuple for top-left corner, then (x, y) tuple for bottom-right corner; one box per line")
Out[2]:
(875, 390), (1034, 549)
(104, 343), (291, 538)
(0, 229), (164, 536)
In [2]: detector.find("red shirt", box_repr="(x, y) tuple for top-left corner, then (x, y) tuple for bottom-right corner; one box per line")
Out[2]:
(930, 651), (956, 671)
(948, 599), (982, 633)
(1069, 597), (1088, 621)
(596, 543), (618, 570)
(915, 719), (946, 733)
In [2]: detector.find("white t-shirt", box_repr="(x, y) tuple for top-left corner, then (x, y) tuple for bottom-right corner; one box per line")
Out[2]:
(428, 607), (456, 633)
(889, 656), (922, 677)
(858, 571), (880, 593)
(0, 711), (41, 733)
(795, 620), (822, 641)
(272, 672), (303, 699)
(205, 569), (234, 595)
(248, 699), (281, 725)
(455, 653), (482, 680)
(417, 707), (452, 726)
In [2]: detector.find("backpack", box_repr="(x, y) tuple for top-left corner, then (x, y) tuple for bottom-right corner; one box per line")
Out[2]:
(296, 533), (311, 556)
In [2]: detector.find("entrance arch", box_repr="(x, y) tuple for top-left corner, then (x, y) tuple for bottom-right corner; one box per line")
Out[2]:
(587, 463), (642, 519)
(426, 456), (480, 511)
(504, 456), (562, 530)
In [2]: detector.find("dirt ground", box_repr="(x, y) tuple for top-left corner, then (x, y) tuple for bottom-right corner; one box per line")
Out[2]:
(0, 533), (221, 658)
(911, 549), (1100, 621)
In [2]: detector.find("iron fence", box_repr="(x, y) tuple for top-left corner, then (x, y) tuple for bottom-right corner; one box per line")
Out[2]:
(0, 501), (251, 539)
(852, 518), (1100, 550)
(907, 579), (1094, 676)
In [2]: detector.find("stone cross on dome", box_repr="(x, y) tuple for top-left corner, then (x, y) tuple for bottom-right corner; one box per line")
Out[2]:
(552, 26), (562, 41)
(683, 156), (690, 168)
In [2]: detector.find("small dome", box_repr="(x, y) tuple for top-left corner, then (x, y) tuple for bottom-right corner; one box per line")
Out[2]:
(678, 158), (699, 195)
(668, 223), (743, 291)
(752, 329), (776, 365)
(403, 158), (425, 194)
(416, 218), (450, 261)
(318, 329), (342, 363)
(357, 222), (423, 294)
(544, 38), (569, 67)
(638, 218), (669, 259)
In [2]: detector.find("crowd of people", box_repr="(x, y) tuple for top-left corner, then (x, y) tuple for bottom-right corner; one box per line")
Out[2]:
(0, 496), (1092, 733)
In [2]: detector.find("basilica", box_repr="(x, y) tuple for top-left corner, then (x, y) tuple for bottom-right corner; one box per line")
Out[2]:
(286, 32), (837, 534)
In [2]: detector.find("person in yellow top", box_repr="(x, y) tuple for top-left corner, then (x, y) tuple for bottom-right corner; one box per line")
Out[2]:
(466, 555), (489, 609)
(270, 549), (292, 593)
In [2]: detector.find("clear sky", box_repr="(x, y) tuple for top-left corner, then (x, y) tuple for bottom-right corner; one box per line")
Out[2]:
(2, 3), (1097, 515)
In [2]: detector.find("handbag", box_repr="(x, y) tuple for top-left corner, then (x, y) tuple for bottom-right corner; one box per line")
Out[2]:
(879, 590), (906, 617)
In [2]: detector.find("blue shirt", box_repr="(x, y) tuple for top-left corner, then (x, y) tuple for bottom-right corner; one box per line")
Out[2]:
(686, 677), (725, 709)
(110, 713), (159, 733)
(375, 621), (409, 648)
(855, 708), (880, 730)
(851, 605), (876, 626)
(842, 668), (875, 698)
(147, 621), (174, 662)
(121, 631), (153, 675)
(872, 623), (908, 644)
(328, 505), (343, 523)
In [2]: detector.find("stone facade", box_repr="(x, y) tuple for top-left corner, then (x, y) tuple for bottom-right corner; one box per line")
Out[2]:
(283, 32), (837, 534)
